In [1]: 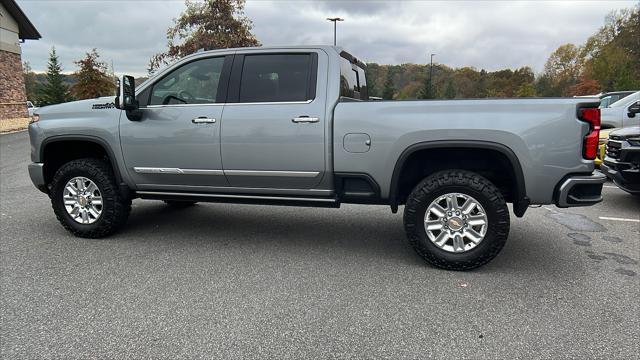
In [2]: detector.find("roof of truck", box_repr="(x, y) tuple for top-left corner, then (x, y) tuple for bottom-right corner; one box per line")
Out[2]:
(195, 45), (343, 54)
(191, 45), (366, 68)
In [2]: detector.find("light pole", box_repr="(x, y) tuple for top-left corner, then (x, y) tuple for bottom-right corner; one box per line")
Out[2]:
(326, 17), (344, 46)
(429, 53), (436, 99)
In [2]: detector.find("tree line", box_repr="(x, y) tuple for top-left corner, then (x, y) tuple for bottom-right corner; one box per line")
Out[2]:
(25, 0), (638, 106)
(25, 47), (115, 106)
(370, 6), (639, 99)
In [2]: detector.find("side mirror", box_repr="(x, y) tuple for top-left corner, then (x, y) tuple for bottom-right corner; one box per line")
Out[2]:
(628, 101), (640, 118)
(115, 75), (138, 111)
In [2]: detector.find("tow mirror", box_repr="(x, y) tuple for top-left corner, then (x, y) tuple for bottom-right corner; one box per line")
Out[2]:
(628, 101), (640, 118)
(115, 75), (138, 111)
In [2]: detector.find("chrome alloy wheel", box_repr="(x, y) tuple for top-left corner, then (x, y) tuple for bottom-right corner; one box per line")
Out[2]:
(424, 193), (488, 253)
(63, 177), (103, 224)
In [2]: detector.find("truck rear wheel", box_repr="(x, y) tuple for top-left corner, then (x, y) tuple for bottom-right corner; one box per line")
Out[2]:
(50, 158), (131, 238)
(403, 170), (510, 270)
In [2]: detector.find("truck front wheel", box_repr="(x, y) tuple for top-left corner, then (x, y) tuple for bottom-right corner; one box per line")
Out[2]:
(403, 170), (510, 270)
(50, 158), (131, 238)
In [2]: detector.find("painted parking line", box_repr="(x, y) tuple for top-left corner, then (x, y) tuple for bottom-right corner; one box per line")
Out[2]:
(598, 216), (640, 223)
(543, 206), (638, 224)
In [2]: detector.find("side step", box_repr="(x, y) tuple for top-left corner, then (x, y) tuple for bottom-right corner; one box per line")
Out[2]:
(136, 191), (341, 208)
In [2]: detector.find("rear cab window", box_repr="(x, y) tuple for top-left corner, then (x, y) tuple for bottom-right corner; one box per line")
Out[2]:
(339, 51), (368, 101)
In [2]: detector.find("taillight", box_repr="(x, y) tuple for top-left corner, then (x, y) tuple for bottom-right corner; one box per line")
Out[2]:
(578, 108), (600, 160)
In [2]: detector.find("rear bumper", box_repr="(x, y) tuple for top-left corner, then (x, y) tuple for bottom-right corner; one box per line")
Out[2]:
(28, 162), (48, 193)
(555, 172), (606, 208)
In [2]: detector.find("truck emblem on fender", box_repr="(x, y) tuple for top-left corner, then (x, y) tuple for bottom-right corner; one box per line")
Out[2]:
(92, 102), (116, 110)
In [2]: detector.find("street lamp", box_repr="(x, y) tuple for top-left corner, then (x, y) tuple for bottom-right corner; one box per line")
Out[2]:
(326, 17), (344, 46)
(429, 53), (436, 98)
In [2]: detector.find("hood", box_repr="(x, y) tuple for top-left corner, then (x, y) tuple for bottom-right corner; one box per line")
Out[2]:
(609, 126), (640, 140)
(36, 96), (117, 114)
(35, 96), (119, 120)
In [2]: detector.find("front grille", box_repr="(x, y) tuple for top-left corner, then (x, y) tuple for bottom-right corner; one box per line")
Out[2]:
(606, 140), (622, 159)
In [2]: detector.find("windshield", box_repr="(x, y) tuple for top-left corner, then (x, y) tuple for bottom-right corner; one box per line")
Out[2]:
(599, 96), (612, 109)
(610, 91), (639, 108)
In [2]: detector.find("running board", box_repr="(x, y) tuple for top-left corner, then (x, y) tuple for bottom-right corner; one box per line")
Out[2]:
(136, 191), (341, 208)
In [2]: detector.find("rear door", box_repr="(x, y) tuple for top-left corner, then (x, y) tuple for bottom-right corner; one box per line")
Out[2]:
(220, 51), (326, 189)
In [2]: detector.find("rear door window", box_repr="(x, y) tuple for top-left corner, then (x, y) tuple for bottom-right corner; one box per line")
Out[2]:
(239, 54), (313, 103)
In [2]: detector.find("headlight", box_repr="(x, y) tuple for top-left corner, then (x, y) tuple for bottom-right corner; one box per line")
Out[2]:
(30, 114), (39, 124)
(627, 138), (640, 146)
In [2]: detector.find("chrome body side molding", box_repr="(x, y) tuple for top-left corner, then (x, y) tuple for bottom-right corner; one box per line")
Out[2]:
(133, 167), (224, 175)
(134, 168), (320, 178)
(224, 170), (320, 177)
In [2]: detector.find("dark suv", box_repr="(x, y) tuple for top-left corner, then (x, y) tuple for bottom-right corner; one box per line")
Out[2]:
(602, 126), (640, 195)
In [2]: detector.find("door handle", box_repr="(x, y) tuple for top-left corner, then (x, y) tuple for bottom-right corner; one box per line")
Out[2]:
(192, 117), (216, 124)
(292, 116), (319, 123)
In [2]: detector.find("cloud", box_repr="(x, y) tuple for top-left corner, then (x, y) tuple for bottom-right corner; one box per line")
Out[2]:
(18, 0), (635, 76)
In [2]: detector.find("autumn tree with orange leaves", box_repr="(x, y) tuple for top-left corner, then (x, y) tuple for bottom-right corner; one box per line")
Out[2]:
(71, 49), (114, 100)
(149, 0), (260, 73)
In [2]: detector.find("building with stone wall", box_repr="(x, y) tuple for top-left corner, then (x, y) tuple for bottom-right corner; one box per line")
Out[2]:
(0, 0), (40, 120)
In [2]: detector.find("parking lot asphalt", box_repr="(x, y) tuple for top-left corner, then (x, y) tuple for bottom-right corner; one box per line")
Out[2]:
(1, 130), (639, 359)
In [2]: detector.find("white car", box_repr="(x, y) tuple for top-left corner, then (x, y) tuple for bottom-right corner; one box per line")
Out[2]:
(27, 101), (38, 117)
(601, 91), (640, 129)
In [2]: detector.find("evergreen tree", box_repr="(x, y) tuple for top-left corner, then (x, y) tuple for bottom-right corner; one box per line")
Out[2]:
(418, 78), (430, 99)
(382, 70), (395, 100)
(444, 80), (456, 99)
(40, 47), (71, 106)
(366, 69), (377, 98)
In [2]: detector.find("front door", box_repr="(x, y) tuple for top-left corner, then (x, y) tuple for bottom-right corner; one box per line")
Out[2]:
(220, 52), (326, 189)
(120, 55), (231, 189)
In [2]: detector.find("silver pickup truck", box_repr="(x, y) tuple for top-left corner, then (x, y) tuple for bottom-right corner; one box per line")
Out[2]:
(28, 46), (607, 270)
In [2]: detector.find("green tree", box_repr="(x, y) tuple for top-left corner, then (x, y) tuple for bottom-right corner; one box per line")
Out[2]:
(444, 80), (456, 99)
(365, 67), (378, 98)
(70, 49), (115, 100)
(540, 43), (582, 96)
(418, 66), (435, 99)
(39, 47), (71, 106)
(582, 6), (640, 91)
(23, 61), (39, 103)
(149, 0), (260, 73)
(382, 69), (395, 100)
(516, 83), (536, 97)
(475, 69), (488, 98)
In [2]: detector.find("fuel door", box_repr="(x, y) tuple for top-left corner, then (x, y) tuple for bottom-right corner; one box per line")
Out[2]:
(343, 133), (371, 153)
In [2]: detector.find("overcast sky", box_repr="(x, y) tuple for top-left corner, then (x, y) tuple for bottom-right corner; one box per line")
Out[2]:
(17, 0), (636, 76)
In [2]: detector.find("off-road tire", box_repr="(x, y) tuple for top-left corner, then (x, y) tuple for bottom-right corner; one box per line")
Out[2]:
(163, 200), (197, 207)
(403, 170), (510, 270)
(50, 158), (131, 238)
